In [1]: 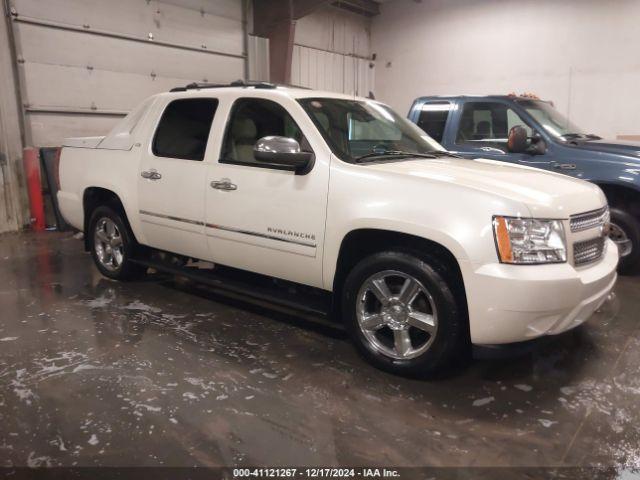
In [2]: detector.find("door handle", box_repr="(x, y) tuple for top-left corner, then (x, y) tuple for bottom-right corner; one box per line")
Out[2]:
(210, 179), (237, 191)
(141, 169), (162, 180)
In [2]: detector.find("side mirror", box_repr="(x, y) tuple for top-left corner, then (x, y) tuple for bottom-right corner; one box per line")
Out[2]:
(254, 136), (314, 174)
(527, 134), (547, 155)
(507, 126), (528, 153)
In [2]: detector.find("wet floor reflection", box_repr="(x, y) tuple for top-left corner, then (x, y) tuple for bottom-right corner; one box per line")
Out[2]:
(0, 232), (639, 469)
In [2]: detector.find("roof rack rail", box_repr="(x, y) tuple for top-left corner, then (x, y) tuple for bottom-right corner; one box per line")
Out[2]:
(169, 79), (278, 92)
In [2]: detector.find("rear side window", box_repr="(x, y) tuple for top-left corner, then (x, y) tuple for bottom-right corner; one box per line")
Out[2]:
(416, 102), (451, 142)
(152, 98), (218, 161)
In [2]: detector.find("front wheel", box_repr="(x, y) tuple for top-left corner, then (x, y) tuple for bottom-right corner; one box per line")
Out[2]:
(88, 206), (146, 280)
(342, 251), (468, 377)
(609, 207), (640, 275)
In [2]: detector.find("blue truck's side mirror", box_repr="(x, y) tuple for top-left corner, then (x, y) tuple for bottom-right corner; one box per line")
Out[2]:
(507, 126), (528, 153)
(528, 134), (547, 155)
(508, 126), (546, 155)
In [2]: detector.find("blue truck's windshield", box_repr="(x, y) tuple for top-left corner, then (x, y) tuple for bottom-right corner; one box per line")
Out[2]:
(299, 98), (443, 163)
(517, 99), (588, 139)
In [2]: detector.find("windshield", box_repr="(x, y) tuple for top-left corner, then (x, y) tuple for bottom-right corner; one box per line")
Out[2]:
(298, 98), (443, 163)
(518, 99), (587, 138)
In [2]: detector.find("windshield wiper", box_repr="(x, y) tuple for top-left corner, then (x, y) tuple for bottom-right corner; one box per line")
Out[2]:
(585, 134), (602, 140)
(431, 150), (463, 158)
(354, 150), (437, 163)
(560, 133), (586, 139)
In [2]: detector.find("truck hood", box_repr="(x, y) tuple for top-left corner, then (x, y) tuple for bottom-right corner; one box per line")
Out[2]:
(569, 139), (640, 161)
(363, 157), (606, 218)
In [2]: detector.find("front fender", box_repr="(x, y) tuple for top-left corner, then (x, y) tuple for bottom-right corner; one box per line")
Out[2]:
(321, 160), (524, 290)
(323, 218), (471, 291)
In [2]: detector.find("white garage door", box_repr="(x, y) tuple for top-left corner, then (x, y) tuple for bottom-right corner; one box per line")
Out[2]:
(9, 0), (246, 146)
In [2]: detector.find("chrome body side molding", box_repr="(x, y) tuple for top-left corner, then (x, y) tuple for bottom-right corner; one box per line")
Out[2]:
(139, 210), (317, 248)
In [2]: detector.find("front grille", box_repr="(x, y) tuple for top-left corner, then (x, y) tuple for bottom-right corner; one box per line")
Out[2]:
(574, 237), (605, 265)
(570, 206), (609, 233)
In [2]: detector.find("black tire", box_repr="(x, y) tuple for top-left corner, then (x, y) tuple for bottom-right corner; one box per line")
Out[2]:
(342, 251), (468, 378)
(610, 207), (640, 275)
(88, 206), (146, 280)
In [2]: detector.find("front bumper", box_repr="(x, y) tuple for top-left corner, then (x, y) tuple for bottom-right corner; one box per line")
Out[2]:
(465, 239), (618, 345)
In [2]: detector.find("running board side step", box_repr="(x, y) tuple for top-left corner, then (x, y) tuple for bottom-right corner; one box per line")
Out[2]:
(130, 257), (333, 320)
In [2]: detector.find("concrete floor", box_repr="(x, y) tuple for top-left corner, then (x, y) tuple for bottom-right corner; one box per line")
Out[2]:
(1, 231), (639, 471)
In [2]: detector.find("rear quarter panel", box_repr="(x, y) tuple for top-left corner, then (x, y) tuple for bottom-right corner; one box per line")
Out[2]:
(58, 146), (146, 243)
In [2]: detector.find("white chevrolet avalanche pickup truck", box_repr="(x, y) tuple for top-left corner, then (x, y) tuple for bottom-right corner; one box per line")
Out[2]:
(58, 81), (619, 376)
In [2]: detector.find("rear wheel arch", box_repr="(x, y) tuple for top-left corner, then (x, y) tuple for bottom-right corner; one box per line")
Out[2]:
(82, 187), (137, 251)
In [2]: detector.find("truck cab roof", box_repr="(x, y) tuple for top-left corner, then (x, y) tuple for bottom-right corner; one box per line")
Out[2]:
(414, 94), (551, 103)
(63, 82), (375, 150)
(165, 80), (370, 102)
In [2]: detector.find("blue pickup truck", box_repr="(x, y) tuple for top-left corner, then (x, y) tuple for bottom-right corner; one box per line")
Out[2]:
(408, 95), (639, 274)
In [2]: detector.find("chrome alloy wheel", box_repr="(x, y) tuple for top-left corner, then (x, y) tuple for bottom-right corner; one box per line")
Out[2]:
(356, 270), (438, 360)
(94, 217), (124, 272)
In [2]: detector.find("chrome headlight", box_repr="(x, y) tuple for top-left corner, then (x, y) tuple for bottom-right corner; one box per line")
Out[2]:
(493, 216), (567, 264)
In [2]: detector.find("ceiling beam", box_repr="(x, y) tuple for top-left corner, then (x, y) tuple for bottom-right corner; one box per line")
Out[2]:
(252, 0), (293, 38)
(252, 0), (296, 84)
(252, 0), (378, 31)
(331, 0), (380, 16)
(292, 0), (332, 19)
(251, 0), (379, 83)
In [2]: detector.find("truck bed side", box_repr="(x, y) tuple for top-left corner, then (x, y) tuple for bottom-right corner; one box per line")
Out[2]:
(57, 147), (144, 242)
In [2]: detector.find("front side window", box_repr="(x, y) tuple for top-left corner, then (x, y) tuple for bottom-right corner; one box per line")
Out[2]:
(152, 98), (218, 161)
(299, 98), (442, 163)
(221, 98), (309, 167)
(517, 99), (586, 139)
(455, 102), (532, 150)
(416, 101), (451, 142)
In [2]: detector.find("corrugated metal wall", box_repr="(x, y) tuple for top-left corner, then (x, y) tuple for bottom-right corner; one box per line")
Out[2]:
(291, 5), (374, 96)
(291, 45), (373, 96)
(247, 34), (269, 82)
(9, 0), (247, 147)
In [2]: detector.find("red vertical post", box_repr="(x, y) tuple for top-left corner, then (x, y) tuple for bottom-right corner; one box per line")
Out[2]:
(22, 147), (46, 231)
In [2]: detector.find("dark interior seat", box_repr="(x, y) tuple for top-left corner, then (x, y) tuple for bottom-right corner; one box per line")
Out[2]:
(231, 117), (258, 162)
(474, 120), (491, 139)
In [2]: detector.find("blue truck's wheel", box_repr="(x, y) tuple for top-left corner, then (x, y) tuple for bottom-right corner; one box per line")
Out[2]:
(610, 208), (640, 275)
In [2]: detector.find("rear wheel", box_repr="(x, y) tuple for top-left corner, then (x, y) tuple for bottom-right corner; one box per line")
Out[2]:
(609, 207), (640, 275)
(342, 251), (467, 377)
(89, 206), (146, 280)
